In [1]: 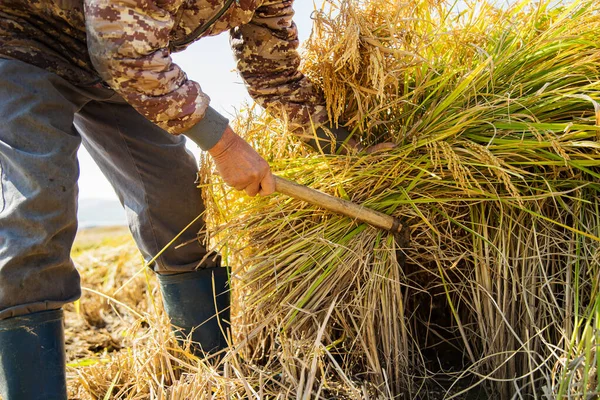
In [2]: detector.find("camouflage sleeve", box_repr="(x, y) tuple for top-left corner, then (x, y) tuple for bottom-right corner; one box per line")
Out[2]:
(230, 0), (329, 140)
(84, 0), (226, 149)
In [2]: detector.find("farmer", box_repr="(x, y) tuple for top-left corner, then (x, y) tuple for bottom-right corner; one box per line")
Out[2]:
(0, 0), (357, 398)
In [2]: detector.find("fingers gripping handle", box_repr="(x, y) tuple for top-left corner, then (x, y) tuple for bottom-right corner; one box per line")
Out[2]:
(274, 176), (403, 234)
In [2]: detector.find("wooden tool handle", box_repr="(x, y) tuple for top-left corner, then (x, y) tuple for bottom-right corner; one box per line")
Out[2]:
(274, 176), (403, 233)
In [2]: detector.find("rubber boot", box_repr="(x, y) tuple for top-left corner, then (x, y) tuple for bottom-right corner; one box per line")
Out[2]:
(157, 267), (231, 357)
(0, 309), (67, 400)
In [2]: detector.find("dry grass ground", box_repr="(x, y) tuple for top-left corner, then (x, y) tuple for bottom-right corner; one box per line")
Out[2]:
(67, 226), (153, 398)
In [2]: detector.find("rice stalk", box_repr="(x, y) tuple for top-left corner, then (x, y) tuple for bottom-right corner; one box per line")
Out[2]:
(200, 0), (600, 397)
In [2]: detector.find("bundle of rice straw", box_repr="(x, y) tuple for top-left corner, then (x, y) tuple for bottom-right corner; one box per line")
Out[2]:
(201, 0), (600, 398)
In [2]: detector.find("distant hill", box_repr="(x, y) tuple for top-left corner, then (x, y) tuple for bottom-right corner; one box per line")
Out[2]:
(78, 198), (127, 229)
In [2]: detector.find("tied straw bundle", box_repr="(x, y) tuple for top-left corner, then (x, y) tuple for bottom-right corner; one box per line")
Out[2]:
(201, 0), (600, 398)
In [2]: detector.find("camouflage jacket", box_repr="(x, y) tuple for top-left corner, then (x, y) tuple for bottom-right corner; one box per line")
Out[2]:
(0, 0), (327, 149)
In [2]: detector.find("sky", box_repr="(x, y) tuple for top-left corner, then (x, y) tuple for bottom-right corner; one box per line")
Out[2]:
(77, 2), (317, 200)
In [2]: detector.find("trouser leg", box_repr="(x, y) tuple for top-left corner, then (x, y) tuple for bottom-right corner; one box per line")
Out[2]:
(74, 95), (230, 356)
(0, 59), (89, 321)
(0, 58), (110, 399)
(73, 95), (219, 273)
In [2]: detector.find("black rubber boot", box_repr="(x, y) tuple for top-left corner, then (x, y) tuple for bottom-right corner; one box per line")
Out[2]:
(157, 267), (231, 357)
(0, 309), (67, 400)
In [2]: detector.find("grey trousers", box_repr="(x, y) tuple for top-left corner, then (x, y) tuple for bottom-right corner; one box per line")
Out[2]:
(0, 59), (219, 321)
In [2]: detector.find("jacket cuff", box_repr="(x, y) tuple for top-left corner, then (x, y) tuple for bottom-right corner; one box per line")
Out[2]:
(183, 106), (230, 151)
(306, 124), (353, 154)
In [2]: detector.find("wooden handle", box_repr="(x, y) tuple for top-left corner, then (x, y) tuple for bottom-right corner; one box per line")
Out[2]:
(274, 176), (403, 233)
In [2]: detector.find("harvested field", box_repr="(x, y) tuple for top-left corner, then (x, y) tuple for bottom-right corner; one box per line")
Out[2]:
(65, 0), (600, 398)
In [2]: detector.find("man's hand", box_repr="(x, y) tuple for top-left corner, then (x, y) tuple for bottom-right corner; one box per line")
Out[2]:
(208, 126), (275, 197)
(347, 138), (397, 155)
(310, 124), (396, 155)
